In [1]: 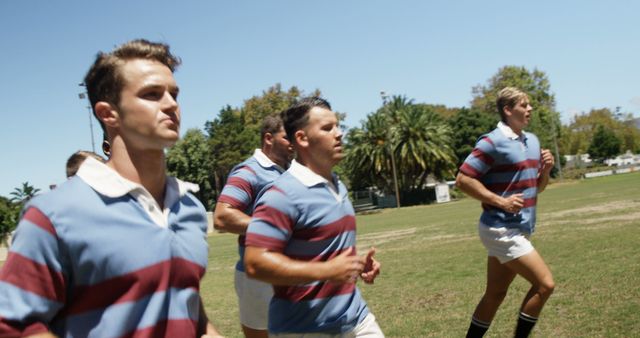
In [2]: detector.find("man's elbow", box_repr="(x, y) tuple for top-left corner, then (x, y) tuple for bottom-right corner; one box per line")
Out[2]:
(455, 172), (465, 189)
(212, 216), (225, 231)
(243, 247), (262, 280)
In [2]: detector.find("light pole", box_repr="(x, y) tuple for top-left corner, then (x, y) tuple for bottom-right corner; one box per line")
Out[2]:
(78, 83), (96, 153)
(381, 91), (401, 208)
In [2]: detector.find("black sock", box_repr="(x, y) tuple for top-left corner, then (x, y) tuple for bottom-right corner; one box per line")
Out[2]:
(514, 312), (538, 338)
(466, 317), (491, 338)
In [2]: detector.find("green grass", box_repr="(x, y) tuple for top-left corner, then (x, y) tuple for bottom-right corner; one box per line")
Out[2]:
(202, 172), (640, 337)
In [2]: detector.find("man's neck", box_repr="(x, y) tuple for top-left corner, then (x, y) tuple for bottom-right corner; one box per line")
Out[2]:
(107, 140), (167, 207)
(262, 146), (286, 169)
(503, 120), (523, 136)
(296, 156), (333, 182)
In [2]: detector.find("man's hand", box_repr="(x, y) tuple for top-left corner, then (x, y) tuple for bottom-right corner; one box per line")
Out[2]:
(360, 247), (381, 284)
(325, 247), (365, 283)
(540, 149), (554, 174)
(501, 193), (524, 214)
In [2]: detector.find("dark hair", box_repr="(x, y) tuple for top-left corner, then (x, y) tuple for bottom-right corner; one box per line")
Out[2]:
(280, 97), (331, 142)
(260, 114), (284, 145)
(83, 39), (181, 133)
(66, 150), (104, 178)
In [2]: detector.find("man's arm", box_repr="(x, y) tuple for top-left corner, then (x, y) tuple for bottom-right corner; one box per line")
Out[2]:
(360, 247), (381, 284)
(456, 172), (525, 214)
(213, 202), (251, 234)
(537, 149), (554, 194)
(244, 246), (365, 285)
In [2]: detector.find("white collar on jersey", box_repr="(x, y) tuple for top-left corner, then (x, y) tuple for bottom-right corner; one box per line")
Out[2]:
(288, 160), (341, 201)
(497, 121), (526, 140)
(76, 157), (199, 228)
(288, 159), (328, 187)
(253, 148), (281, 169)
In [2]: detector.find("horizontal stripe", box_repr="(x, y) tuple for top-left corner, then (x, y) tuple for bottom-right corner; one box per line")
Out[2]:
(459, 163), (483, 178)
(217, 195), (247, 210)
(0, 251), (65, 302)
(490, 159), (539, 173)
(286, 233), (355, 258)
(292, 215), (356, 241)
(481, 136), (494, 146)
(22, 207), (56, 237)
(288, 247), (353, 262)
(486, 178), (538, 193)
(523, 197), (537, 208)
(0, 318), (49, 337)
(482, 198), (536, 212)
(483, 168), (539, 183)
(225, 177), (254, 199)
(253, 205), (294, 232)
(62, 258), (204, 316)
(273, 282), (356, 302)
(119, 318), (197, 338)
(470, 148), (494, 166)
(238, 165), (256, 176)
(245, 233), (286, 252)
(61, 287), (200, 338)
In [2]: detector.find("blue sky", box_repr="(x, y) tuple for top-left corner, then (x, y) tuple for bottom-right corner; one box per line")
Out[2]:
(1, 0), (639, 197)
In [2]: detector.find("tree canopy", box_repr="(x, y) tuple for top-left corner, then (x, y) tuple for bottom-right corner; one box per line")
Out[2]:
(588, 125), (622, 162)
(344, 95), (456, 201)
(471, 65), (561, 150)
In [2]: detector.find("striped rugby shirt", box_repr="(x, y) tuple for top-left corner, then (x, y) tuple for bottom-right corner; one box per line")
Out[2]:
(459, 122), (542, 233)
(0, 158), (209, 337)
(245, 160), (369, 334)
(217, 149), (285, 272)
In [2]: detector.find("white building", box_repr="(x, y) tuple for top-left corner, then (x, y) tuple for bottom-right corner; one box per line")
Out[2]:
(605, 151), (640, 167)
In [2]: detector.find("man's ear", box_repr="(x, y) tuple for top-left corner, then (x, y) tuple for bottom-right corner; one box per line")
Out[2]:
(295, 130), (308, 148)
(263, 133), (274, 147)
(95, 101), (120, 128)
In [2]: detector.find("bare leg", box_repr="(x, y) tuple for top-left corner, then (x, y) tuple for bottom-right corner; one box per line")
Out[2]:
(504, 249), (555, 317)
(472, 256), (518, 323)
(242, 325), (269, 338)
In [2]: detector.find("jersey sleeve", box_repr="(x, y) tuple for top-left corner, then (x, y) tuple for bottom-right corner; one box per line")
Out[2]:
(217, 165), (258, 211)
(0, 205), (67, 336)
(459, 135), (497, 179)
(245, 185), (298, 253)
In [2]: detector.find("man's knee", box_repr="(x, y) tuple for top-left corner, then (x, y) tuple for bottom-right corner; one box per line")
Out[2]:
(536, 277), (555, 298)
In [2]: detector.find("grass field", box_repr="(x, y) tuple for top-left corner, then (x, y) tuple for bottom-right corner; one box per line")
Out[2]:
(201, 171), (640, 337)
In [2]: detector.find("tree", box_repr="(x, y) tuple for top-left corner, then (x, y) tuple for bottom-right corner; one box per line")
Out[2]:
(588, 125), (622, 162)
(206, 106), (257, 198)
(10, 182), (40, 205)
(344, 95), (457, 199)
(167, 129), (216, 209)
(471, 66), (561, 150)
(448, 107), (497, 167)
(0, 196), (19, 243)
(561, 108), (640, 155)
(204, 84), (320, 198)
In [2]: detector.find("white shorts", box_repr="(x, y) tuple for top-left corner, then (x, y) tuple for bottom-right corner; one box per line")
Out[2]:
(478, 223), (534, 264)
(235, 269), (273, 330)
(269, 313), (384, 338)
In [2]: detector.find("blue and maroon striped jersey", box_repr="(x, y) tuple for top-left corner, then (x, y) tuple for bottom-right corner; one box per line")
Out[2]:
(217, 149), (285, 272)
(245, 160), (369, 334)
(459, 122), (542, 233)
(0, 174), (209, 337)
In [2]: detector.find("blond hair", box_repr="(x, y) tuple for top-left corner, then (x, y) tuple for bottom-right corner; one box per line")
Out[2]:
(496, 87), (528, 121)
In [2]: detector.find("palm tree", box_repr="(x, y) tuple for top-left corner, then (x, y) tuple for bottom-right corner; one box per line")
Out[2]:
(344, 96), (457, 198)
(10, 182), (41, 204)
